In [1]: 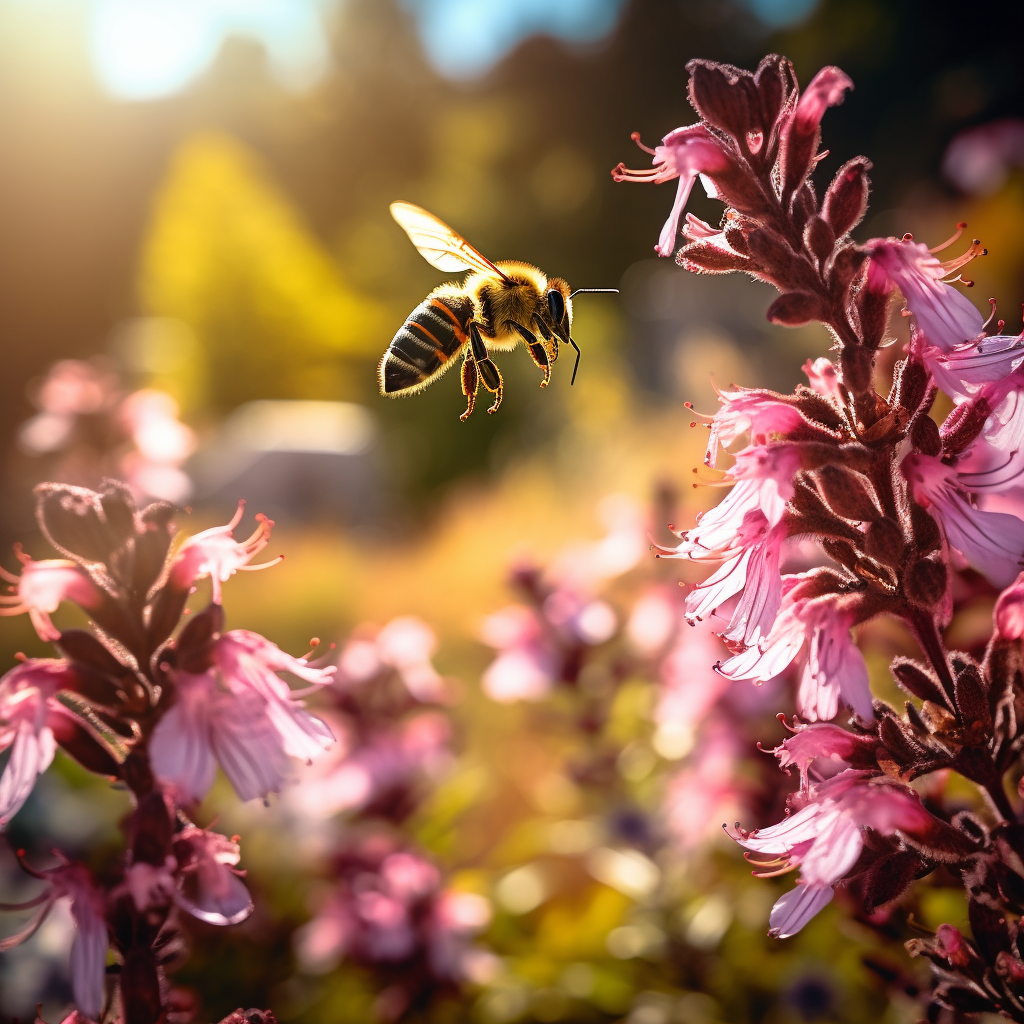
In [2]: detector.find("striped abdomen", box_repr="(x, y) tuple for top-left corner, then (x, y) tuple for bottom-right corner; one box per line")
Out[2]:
(380, 294), (474, 395)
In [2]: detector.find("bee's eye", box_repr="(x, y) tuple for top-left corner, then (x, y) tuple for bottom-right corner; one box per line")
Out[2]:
(546, 289), (565, 325)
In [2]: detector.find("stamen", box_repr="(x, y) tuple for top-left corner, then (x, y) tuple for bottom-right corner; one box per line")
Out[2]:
(630, 131), (658, 156)
(683, 401), (716, 422)
(982, 298), (998, 330)
(929, 221), (967, 254)
(939, 238), (986, 277)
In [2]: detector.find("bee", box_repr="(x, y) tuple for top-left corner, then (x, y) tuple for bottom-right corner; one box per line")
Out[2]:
(380, 201), (615, 421)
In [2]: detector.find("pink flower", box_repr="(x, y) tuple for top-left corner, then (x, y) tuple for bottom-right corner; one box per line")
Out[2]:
(173, 826), (253, 926)
(374, 617), (445, 703)
(150, 632), (334, 803)
(480, 605), (555, 702)
(0, 558), (103, 642)
(665, 724), (745, 851)
(904, 452), (1024, 587)
(673, 512), (786, 647)
(730, 770), (934, 937)
(793, 66), (853, 133)
(169, 502), (278, 604)
(0, 660), (82, 825)
(701, 386), (808, 469)
(612, 125), (731, 256)
(995, 572), (1024, 640)
(0, 857), (108, 1020)
(717, 577), (873, 722)
(802, 357), (842, 402)
(866, 237), (984, 353)
(927, 333), (1024, 398)
(427, 890), (493, 982)
(771, 720), (879, 794)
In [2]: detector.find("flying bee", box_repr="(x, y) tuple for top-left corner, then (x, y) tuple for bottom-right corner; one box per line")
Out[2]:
(380, 201), (616, 421)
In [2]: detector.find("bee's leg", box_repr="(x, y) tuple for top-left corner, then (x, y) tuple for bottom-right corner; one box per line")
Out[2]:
(460, 351), (479, 422)
(470, 321), (504, 415)
(510, 321), (551, 387)
(533, 318), (558, 362)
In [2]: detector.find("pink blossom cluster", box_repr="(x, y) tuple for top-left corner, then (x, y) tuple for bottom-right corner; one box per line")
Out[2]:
(615, 54), (1024, 1018)
(0, 484), (334, 1022)
(18, 358), (196, 506)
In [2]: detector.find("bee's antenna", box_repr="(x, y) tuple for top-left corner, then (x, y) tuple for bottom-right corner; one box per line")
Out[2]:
(568, 336), (582, 386)
(569, 288), (619, 298)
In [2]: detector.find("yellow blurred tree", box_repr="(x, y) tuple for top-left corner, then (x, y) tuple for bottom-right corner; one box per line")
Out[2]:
(137, 132), (386, 414)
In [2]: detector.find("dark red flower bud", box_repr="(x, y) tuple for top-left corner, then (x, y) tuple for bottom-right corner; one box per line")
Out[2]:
(813, 464), (882, 521)
(864, 517), (904, 564)
(828, 245), (867, 292)
(686, 60), (757, 138)
(767, 291), (825, 326)
(953, 660), (992, 740)
(840, 345), (874, 395)
(852, 849), (923, 914)
(910, 415), (942, 457)
(35, 484), (119, 564)
(822, 157), (871, 237)
(745, 226), (798, 281)
(676, 242), (755, 275)
(910, 503), (942, 553)
(905, 554), (948, 608)
(891, 657), (947, 704)
(804, 216), (835, 267)
(855, 284), (891, 350)
(941, 394), (992, 457)
(752, 53), (793, 131)
(175, 603), (225, 674)
(889, 357), (929, 415)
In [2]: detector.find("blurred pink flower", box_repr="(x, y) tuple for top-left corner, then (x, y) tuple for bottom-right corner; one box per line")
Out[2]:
(0, 857), (108, 1020)
(731, 770), (934, 938)
(374, 617), (445, 703)
(169, 502), (278, 604)
(480, 605), (556, 702)
(995, 571), (1024, 640)
(172, 826), (253, 926)
(0, 558), (103, 642)
(943, 118), (1024, 197)
(665, 724), (745, 851)
(150, 631), (334, 804)
(0, 659), (81, 825)
(612, 124), (731, 256)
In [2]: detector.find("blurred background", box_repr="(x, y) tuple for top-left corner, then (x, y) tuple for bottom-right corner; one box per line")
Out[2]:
(0, 0), (1022, 1021)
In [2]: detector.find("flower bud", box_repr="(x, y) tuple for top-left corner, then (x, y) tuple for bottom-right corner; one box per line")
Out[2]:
(910, 414), (941, 457)
(840, 345), (874, 395)
(767, 291), (825, 326)
(814, 463), (881, 521)
(676, 241), (754, 275)
(905, 554), (948, 609)
(890, 357), (929, 415)
(822, 157), (871, 237)
(686, 60), (757, 138)
(910, 504), (942, 554)
(804, 217), (835, 266)
(856, 284), (891, 350)
(890, 657), (946, 704)
(864, 517), (904, 564)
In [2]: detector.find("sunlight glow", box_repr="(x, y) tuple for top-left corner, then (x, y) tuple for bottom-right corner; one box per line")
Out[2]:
(88, 0), (331, 100)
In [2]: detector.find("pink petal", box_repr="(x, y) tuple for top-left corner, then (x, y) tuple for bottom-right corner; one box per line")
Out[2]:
(768, 883), (834, 938)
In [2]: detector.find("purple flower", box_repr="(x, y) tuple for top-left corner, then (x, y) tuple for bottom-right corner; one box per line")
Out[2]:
(730, 770), (934, 937)
(150, 631), (335, 804)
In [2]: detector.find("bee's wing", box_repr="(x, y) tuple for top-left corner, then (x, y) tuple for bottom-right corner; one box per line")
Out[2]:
(390, 202), (510, 282)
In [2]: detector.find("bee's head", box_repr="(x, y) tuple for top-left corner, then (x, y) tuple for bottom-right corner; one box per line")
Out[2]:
(545, 278), (572, 338)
